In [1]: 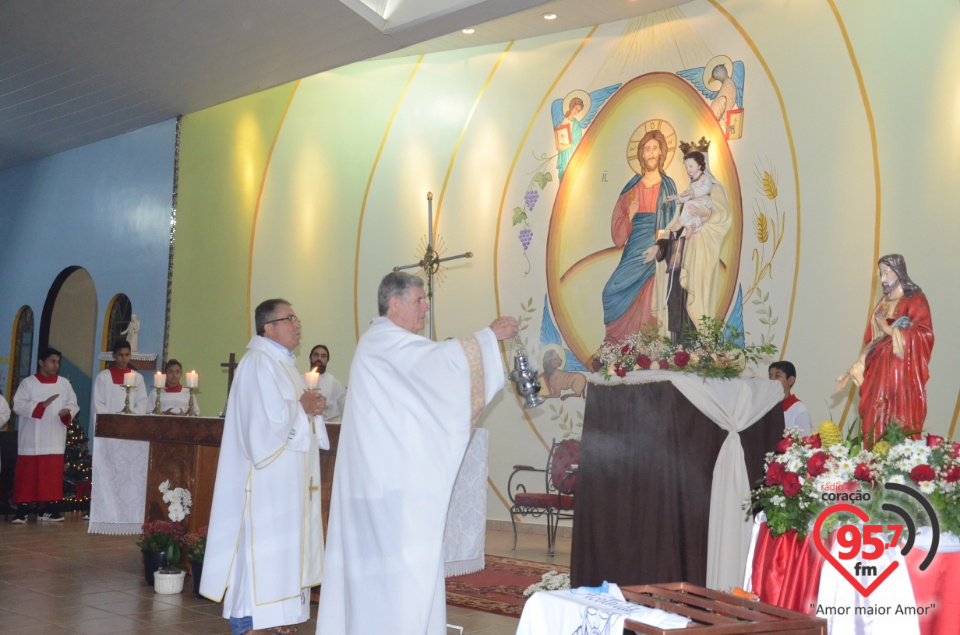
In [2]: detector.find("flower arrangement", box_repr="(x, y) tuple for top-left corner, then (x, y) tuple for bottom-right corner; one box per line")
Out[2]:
(184, 525), (207, 563)
(136, 481), (193, 569)
(159, 479), (192, 521)
(594, 317), (777, 380)
(523, 570), (571, 597)
(749, 421), (960, 539)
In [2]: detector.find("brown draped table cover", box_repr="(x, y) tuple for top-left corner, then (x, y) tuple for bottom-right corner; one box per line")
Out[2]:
(570, 379), (784, 589)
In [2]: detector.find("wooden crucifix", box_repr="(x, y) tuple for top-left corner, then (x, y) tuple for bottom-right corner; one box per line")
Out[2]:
(221, 352), (238, 396)
(393, 192), (472, 341)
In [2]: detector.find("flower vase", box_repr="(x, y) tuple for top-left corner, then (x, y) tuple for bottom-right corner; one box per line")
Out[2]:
(154, 569), (186, 594)
(142, 550), (169, 586)
(190, 560), (203, 598)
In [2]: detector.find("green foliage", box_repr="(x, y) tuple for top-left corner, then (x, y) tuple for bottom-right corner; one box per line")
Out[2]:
(533, 171), (553, 190)
(512, 207), (528, 226)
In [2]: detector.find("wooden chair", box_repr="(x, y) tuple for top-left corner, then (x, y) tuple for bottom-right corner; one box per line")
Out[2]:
(507, 438), (579, 556)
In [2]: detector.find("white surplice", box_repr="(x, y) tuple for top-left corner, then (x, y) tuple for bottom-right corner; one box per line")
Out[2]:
(316, 372), (344, 421)
(200, 335), (329, 631)
(1, 394), (11, 469)
(148, 385), (200, 415)
(88, 369), (150, 535)
(12, 375), (79, 455)
(316, 317), (504, 635)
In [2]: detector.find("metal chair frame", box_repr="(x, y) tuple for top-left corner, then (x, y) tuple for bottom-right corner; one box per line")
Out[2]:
(506, 437), (578, 556)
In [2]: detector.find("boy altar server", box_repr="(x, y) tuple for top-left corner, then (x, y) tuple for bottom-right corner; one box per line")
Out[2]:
(11, 346), (79, 523)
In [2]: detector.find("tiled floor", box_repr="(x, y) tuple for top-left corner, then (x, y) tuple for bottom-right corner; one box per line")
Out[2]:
(0, 512), (570, 634)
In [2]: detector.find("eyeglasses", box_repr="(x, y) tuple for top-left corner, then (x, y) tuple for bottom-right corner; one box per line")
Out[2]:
(266, 315), (300, 325)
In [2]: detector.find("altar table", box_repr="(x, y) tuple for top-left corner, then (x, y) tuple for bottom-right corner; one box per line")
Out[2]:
(90, 414), (488, 575)
(571, 372), (783, 592)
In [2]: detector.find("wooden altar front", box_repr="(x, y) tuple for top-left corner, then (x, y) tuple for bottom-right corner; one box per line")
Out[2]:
(570, 380), (784, 589)
(94, 415), (339, 537)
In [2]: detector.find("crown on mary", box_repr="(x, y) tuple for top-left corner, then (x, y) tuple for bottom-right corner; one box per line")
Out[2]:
(679, 137), (711, 155)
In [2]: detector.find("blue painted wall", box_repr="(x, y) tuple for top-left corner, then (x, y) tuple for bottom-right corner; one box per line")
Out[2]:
(0, 120), (177, 430)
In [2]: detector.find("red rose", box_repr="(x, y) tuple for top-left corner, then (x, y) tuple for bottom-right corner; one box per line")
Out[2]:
(802, 435), (822, 449)
(591, 359), (603, 372)
(807, 451), (828, 477)
(945, 467), (960, 483)
(854, 463), (874, 482)
(775, 438), (793, 454)
(674, 351), (691, 368)
(951, 443), (960, 459)
(765, 461), (785, 486)
(636, 355), (651, 369)
(910, 465), (936, 483)
(926, 435), (944, 448)
(841, 481), (859, 494)
(614, 363), (627, 378)
(782, 472), (802, 497)
(659, 359), (670, 370)
(621, 345), (633, 355)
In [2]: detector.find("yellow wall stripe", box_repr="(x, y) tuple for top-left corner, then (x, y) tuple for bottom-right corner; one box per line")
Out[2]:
(353, 57), (425, 342)
(825, 0), (882, 428)
(494, 26), (599, 454)
(246, 81), (301, 335)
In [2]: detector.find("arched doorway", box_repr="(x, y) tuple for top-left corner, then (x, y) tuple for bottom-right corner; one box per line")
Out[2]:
(40, 267), (98, 436)
(6, 306), (34, 413)
(102, 293), (133, 363)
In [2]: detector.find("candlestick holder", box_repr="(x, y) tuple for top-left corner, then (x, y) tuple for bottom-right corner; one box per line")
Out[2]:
(122, 384), (135, 414)
(152, 386), (165, 415)
(186, 387), (199, 417)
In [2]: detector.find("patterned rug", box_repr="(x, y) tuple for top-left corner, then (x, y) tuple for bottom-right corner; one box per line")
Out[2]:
(445, 554), (570, 618)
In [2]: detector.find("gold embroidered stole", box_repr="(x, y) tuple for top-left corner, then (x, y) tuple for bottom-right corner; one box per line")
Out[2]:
(457, 335), (486, 428)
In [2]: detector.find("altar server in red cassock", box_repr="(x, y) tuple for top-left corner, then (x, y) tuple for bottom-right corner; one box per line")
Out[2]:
(836, 254), (934, 448)
(317, 272), (518, 635)
(11, 346), (79, 523)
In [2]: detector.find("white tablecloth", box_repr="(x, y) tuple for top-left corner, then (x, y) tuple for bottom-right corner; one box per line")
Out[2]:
(517, 587), (690, 634)
(88, 437), (149, 535)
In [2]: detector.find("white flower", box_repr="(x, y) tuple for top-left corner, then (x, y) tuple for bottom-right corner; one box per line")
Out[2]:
(888, 474), (906, 485)
(168, 502), (185, 522)
(159, 480), (170, 493)
(919, 481), (936, 495)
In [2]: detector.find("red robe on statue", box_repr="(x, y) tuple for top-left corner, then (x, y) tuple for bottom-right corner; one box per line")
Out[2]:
(857, 292), (933, 447)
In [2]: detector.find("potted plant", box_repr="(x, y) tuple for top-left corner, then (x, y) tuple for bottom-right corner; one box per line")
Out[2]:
(136, 519), (184, 586)
(136, 480), (192, 589)
(184, 525), (207, 597)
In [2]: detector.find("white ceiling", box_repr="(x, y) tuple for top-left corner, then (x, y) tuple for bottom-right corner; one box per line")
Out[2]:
(0, 0), (685, 171)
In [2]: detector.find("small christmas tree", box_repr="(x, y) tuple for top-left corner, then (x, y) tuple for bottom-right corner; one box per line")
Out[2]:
(62, 418), (92, 512)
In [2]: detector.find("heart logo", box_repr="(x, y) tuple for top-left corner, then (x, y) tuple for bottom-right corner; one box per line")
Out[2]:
(812, 503), (899, 597)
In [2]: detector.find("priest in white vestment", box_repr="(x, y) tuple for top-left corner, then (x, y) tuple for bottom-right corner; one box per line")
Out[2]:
(88, 339), (150, 533)
(201, 299), (328, 635)
(316, 272), (519, 635)
(308, 344), (345, 421)
(11, 346), (80, 522)
(148, 358), (200, 415)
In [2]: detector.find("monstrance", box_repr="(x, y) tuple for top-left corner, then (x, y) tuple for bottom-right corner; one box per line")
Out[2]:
(393, 192), (473, 341)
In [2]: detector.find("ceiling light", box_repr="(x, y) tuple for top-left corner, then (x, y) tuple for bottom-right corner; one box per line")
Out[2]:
(543, 13), (557, 20)
(462, 28), (475, 34)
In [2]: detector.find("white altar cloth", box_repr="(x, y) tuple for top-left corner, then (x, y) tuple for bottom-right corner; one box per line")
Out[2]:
(517, 586), (690, 634)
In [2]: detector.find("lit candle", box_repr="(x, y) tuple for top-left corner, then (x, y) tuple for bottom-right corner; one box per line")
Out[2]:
(305, 370), (320, 390)
(154, 372), (165, 388)
(123, 371), (138, 387)
(185, 370), (199, 388)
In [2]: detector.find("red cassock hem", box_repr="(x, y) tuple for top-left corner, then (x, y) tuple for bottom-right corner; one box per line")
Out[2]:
(12, 454), (65, 503)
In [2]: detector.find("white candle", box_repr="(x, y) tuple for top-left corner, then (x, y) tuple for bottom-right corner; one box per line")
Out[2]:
(154, 372), (165, 387)
(305, 370), (320, 390)
(185, 370), (199, 388)
(123, 371), (138, 387)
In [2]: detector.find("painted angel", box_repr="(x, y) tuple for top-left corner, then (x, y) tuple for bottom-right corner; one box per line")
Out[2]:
(677, 56), (745, 137)
(551, 84), (620, 181)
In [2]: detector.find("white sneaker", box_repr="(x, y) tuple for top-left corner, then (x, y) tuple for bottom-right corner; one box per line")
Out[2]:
(11, 515), (27, 524)
(82, 512), (90, 520)
(39, 512), (64, 522)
